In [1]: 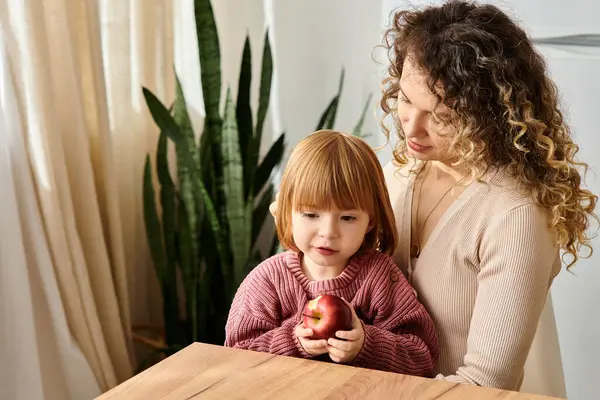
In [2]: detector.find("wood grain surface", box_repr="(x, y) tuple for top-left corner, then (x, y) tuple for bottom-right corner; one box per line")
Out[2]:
(96, 342), (564, 400)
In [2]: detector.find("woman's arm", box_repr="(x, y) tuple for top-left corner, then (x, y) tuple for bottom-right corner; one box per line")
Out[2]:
(441, 203), (560, 388)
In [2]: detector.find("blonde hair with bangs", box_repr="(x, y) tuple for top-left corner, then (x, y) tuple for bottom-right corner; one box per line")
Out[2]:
(276, 130), (398, 256)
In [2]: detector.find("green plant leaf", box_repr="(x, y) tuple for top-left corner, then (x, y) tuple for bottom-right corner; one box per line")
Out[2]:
(173, 73), (202, 297)
(255, 30), (272, 151)
(253, 132), (284, 196)
(237, 35), (254, 198)
(252, 183), (274, 248)
(196, 179), (230, 295)
(315, 68), (345, 130)
(143, 87), (183, 144)
(194, 0), (221, 125)
(177, 198), (199, 341)
(195, 0), (225, 230)
(352, 93), (373, 138)
(174, 73), (200, 170)
(328, 68), (345, 129)
(143, 155), (167, 282)
(316, 96), (338, 131)
(156, 134), (176, 264)
(245, 247), (263, 275)
(198, 121), (215, 194)
(270, 235), (283, 256)
(156, 133), (182, 336)
(325, 68), (346, 129)
(222, 88), (250, 288)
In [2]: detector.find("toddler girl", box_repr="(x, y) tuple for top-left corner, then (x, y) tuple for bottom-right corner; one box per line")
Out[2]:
(224, 130), (438, 376)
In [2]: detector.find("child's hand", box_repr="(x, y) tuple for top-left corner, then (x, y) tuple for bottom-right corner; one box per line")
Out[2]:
(295, 324), (328, 356)
(326, 299), (365, 364)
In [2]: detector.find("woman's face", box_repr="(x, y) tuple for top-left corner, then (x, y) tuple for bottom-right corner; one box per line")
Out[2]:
(396, 57), (456, 162)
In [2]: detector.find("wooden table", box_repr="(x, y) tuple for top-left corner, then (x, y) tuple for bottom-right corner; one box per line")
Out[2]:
(97, 342), (564, 399)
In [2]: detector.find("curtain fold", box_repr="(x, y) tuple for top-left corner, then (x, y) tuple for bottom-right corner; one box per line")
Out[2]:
(0, 0), (387, 397)
(0, 21), (102, 400)
(0, 0), (180, 396)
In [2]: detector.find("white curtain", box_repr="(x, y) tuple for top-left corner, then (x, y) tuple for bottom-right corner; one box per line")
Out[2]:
(0, 26), (101, 400)
(0, 0), (386, 398)
(0, 0), (176, 397)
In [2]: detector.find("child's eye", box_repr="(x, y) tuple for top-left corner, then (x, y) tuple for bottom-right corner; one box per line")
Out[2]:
(302, 212), (318, 219)
(341, 215), (357, 222)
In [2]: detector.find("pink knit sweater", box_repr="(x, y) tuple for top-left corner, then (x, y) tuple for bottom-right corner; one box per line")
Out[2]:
(224, 250), (439, 377)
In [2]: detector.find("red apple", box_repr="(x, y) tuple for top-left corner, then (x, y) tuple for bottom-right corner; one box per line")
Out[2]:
(302, 294), (353, 340)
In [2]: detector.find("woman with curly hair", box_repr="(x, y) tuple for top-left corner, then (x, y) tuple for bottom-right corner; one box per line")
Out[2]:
(379, 0), (597, 394)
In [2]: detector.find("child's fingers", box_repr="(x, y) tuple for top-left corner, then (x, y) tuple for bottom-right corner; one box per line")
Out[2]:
(327, 337), (353, 351)
(302, 338), (328, 350)
(294, 324), (313, 338)
(335, 329), (361, 341)
(326, 345), (346, 361)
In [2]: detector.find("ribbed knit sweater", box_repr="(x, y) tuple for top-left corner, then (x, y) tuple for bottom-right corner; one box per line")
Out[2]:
(224, 250), (439, 376)
(383, 160), (562, 390)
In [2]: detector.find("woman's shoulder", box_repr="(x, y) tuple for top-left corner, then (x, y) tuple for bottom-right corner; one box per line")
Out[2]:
(474, 167), (542, 214)
(467, 168), (558, 248)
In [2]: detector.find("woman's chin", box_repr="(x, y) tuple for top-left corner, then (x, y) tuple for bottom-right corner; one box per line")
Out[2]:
(407, 148), (435, 160)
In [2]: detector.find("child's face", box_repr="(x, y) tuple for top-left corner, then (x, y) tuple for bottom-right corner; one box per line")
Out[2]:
(291, 205), (371, 270)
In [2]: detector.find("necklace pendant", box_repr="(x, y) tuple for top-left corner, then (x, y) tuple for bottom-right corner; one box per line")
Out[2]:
(411, 242), (420, 258)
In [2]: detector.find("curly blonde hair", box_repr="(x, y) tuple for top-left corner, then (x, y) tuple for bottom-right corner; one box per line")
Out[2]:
(380, 0), (598, 269)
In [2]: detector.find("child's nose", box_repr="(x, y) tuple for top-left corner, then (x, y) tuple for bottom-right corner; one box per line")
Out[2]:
(318, 218), (339, 238)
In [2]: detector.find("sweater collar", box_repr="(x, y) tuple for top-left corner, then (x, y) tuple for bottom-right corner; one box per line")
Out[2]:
(284, 251), (364, 295)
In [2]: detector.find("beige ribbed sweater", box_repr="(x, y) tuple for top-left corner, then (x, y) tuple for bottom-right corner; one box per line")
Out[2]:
(383, 160), (562, 391)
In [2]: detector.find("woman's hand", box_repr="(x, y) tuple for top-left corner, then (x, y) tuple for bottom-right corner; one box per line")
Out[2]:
(326, 299), (365, 363)
(295, 324), (328, 356)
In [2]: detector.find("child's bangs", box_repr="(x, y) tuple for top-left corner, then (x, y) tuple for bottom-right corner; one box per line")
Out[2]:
(290, 154), (373, 213)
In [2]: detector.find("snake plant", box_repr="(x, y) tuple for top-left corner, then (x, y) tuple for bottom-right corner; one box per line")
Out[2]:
(141, 0), (372, 356)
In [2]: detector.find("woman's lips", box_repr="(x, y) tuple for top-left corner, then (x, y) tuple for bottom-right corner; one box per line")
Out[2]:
(407, 139), (431, 152)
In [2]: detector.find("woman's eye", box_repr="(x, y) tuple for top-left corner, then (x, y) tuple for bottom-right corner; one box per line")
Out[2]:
(398, 96), (411, 104)
(302, 213), (318, 219)
(341, 216), (357, 222)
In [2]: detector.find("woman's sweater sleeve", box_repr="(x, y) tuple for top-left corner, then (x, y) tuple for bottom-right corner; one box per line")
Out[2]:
(440, 203), (559, 388)
(224, 264), (310, 358)
(351, 255), (439, 377)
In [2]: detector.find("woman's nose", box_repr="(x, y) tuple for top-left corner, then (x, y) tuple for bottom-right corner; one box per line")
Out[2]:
(402, 116), (427, 138)
(400, 109), (427, 138)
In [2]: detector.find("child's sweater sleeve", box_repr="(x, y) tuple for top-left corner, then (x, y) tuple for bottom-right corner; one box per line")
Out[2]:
(224, 263), (310, 358)
(351, 255), (439, 377)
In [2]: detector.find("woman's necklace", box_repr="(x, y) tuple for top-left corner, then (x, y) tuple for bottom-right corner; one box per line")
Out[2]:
(411, 163), (456, 258)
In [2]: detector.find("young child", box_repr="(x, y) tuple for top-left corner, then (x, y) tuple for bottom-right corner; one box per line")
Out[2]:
(224, 130), (439, 376)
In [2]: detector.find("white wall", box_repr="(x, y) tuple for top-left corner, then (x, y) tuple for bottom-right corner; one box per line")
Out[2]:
(539, 45), (600, 400)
